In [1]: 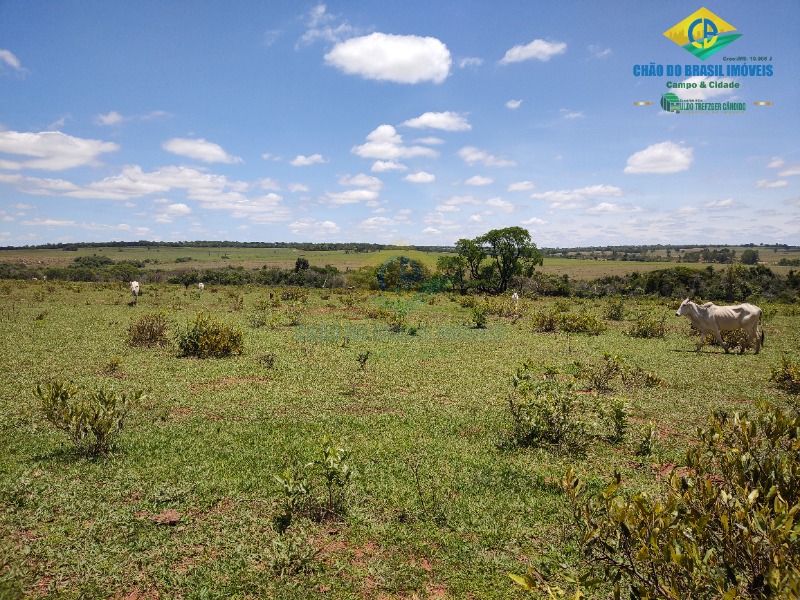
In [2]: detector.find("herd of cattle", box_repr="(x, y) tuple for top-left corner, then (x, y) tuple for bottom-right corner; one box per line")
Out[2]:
(127, 281), (765, 354)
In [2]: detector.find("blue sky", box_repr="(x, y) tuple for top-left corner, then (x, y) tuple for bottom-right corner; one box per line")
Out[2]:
(1, 1), (798, 247)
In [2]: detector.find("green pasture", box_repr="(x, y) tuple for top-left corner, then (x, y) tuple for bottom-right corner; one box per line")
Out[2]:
(1, 280), (798, 598)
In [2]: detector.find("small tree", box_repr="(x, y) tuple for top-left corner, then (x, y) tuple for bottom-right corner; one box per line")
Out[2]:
(294, 257), (310, 272)
(741, 248), (760, 265)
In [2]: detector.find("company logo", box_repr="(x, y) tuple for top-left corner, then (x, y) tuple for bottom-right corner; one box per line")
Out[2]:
(664, 7), (741, 60)
(660, 93), (681, 113)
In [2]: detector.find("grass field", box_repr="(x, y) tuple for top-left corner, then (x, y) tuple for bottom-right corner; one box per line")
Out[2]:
(1, 280), (799, 598)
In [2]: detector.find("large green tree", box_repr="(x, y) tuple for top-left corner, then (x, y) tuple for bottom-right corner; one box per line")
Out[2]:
(451, 227), (543, 294)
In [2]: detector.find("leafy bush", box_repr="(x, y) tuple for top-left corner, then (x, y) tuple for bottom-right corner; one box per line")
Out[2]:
(536, 404), (800, 598)
(604, 296), (625, 321)
(583, 353), (624, 393)
(530, 306), (604, 335)
(177, 313), (244, 358)
(771, 354), (800, 396)
(126, 312), (169, 347)
(628, 311), (666, 338)
(603, 397), (628, 444)
(35, 381), (140, 456)
(504, 364), (589, 455)
(471, 303), (488, 329)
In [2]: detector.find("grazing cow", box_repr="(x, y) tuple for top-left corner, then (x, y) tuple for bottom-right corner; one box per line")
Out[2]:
(675, 298), (764, 354)
(198, 282), (205, 291)
(130, 281), (140, 305)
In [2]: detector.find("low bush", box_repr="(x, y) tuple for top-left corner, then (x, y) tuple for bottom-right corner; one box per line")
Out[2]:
(530, 306), (605, 335)
(35, 380), (140, 456)
(771, 354), (800, 396)
(628, 312), (667, 338)
(504, 363), (589, 455)
(604, 296), (626, 321)
(126, 312), (169, 347)
(176, 313), (244, 358)
(515, 404), (800, 598)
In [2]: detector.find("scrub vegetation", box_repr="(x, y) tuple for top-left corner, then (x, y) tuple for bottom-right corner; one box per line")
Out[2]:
(1, 249), (799, 598)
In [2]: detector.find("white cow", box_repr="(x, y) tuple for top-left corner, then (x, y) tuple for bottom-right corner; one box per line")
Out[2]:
(198, 282), (205, 291)
(130, 281), (140, 305)
(675, 298), (764, 354)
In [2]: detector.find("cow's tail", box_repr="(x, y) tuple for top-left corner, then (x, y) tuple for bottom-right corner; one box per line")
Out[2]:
(761, 327), (765, 347)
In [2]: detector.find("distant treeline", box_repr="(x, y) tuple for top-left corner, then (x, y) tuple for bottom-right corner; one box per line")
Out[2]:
(3, 256), (800, 303)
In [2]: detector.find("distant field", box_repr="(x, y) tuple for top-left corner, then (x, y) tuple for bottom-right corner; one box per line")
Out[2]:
(1, 245), (798, 280)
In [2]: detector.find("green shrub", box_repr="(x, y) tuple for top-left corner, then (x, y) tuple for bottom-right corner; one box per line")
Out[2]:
(177, 312), (244, 358)
(604, 297), (625, 321)
(628, 312), (666, 338)
(584, 353), (624, 393)
(635, 421), (657, 457)
(530, 306), (604, 335)
(126, 312), (169, 347)
(471, 303), (488, 329)
(35, 381), (140, 456)
(549, 404), (800, 598)
(771, 354), (800, 396)
(505, 364), (588, 455)
(603, 397), (628, 444)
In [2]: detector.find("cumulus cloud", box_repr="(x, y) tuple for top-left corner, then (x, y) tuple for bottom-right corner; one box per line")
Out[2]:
(404, 171), (435, 183)
(458, 146), (516, 167)
(359, 216), (395, 231)
(154, 202), (192, 223)
(371, 160), (408, 172)
(290, 153), (327, 166)
(485, 197), (514, 213)
(508, 181), (535, 192)
(95, 111), (126, 126)
(531, 184), (623, 209)
(352, 125), (439, 161)
(290, 218), (340, 236)
(465, 175), (492, 186)
(339, 173), (382, 189)
(401, 111), (471, 131)
(162, 137), (242, 164)
(324, 32), (451, 84)
(624, 141), (693, 174)
(521, 216), (548, 225)
(506, 99), (523, 110)
(586, 202), (642, 214)
(0, 130), (119, 170)
(325, 189), (379, 205)
(500, 39), (566, 64)
(435, 195), (480, 212)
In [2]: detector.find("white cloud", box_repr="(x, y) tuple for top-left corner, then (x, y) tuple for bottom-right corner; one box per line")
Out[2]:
(297, 3), (359, 47)
(458, 146), (516, 167)
(458, 57), (483, 69)
(521, 217), (548, 225)
(756, 179), (789, 188)
(371, 160), (408, 172)
(0, 49), (24, 72)
(485, 197), (514, 213)
(401, 111), (471, 131)
(95, 111), (126, 126)
(290, 153), (327, 166)
(339, 173), (383, 189)
(359, 216), (394, 231)
(435, 195), (480, 212)
(500, 39), (566, 64)
(587, 202), (641, 214)
(559, 109), (584, 120)
(325, 32), (451, 84)
(162, 137), (242, 164)
(465, 175), (492, 186)
(288, 183), (310, 193)
(704, 198), (742, 210)
(0, 130), (119, 170)
(422, 227), (441, 234)
(154, 202), (192, 223)
(531, 184), (623, 208)
(588, 45), (612, 59)
(404, 171), (435, 183)
(290, 218), (340, 236)
(508, 181), (535, 192)
(778, 165), (800, 177)
(624, 141), (693, 174)
(506, 99), (523, 110)
(767, 157), (785, 169)
(325, 189), (379, 205)
(352, 125), (439, 160)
